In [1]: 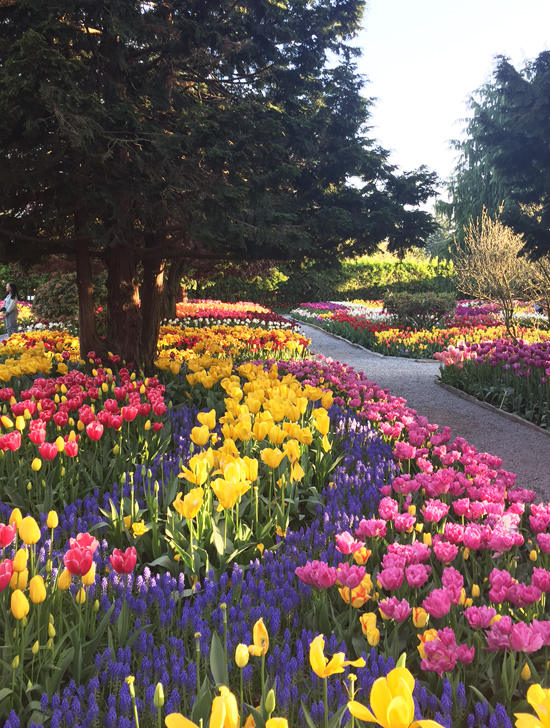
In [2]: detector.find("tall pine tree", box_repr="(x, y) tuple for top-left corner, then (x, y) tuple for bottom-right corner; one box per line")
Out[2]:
(0, 0), (437, 369)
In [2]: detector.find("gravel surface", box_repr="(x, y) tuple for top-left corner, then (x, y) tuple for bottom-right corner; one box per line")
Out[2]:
(295, 320), (550, 503)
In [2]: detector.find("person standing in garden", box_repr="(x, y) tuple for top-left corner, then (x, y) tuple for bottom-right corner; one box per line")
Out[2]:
(1, 282), (18, 335)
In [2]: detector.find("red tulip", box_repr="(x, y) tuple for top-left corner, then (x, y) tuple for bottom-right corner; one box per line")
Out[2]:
(28, 429), (46, 445)
(64, 440), (79, 457)
(0, 560), (13, 591)
(104, 399), (119, 413)
(109, 547), (137, 574)
(53, 410), (69, 427)
(0, 523), (17, 548)
(38, 442), (58, 461)
(86, 422), (104, 441)
(110, 415), (123, 430)
(152, 402), (167, 417)
(153, 422), (164, 432)
(70, 532), (99, 553)
(63, 546), (93, 576)
(0, 432), (21, 452)
(138, 403), (151, 417)
(122, 406), (138, 422)
(114, 387), (127, 402)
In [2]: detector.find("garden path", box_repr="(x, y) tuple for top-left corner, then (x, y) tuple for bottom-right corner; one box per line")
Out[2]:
(295, 321), (550, 503)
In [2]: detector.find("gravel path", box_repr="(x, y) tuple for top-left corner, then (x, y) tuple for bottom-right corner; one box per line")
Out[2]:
(295, 321), (550, 503)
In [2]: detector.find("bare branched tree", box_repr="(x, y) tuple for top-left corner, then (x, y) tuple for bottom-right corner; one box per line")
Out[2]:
(454, 208), (533, 342)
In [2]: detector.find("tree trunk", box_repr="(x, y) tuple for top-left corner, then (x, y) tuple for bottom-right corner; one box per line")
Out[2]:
(163, 258), (186, 319)
(106, 244), (142, 367)
(141, 251), (165, 374)
(75, 216), (109, 361)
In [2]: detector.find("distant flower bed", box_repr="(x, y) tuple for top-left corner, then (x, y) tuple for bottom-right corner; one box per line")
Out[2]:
(291, 300), (550, 359)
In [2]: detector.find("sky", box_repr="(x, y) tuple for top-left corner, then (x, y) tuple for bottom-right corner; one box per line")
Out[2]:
(355, 0), (550, 190)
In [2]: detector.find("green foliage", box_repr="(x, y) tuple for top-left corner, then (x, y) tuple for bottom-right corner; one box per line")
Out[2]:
(0, 262), (48, 301)
(32, 270), (107, 328)
(382, 291), (457, 329)
(188, 252), (455, 310)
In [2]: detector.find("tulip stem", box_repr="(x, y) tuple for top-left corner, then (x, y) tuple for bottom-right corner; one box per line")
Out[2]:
(323, 677), (328, 728)
(240, 667), (244, 724)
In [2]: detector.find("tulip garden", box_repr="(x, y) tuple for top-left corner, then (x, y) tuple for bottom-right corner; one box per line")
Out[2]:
(1, 300), (550, 728)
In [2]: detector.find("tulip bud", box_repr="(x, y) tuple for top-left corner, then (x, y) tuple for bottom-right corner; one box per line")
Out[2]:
(57, 568), (72, 591)
(93, 599), (100, 613)
(235, 644), (250, 668)
(521, 663), (531, 681)
(10, 569), (28, 591)
(264, 689), (276, 716)
(154, 682), (165, 708)
(12, 549), (27, 573)
(19, 516), (41, 545)
(113, 444), (120, 455)
(12, 655), (19, 670)
(15, 416), (25, 431)
(75, 587), (86, 604)
(82, 562), (96, 586)
(11, 590), (30, 620)
(46, 638), (53, 650)
(48, 622), (56, 638)
(29, 575), (47, 604)
(32, 640), (39, 655)
(472, 584), (480, 598)
(47, 511), (59, 529)
(9, 508), (22, 529)
(530, 550), (537, 562)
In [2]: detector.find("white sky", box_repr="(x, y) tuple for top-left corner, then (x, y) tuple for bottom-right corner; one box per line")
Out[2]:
(355, 0), (550, 188)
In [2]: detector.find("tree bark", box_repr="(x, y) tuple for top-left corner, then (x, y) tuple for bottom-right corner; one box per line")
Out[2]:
(141, 248), (165, 374)
(106, 244), (142, 367)
(75, 215), (109, 361)
(163, 258), (186, 319)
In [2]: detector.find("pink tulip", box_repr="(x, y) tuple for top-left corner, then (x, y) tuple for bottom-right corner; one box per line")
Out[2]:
(86, 422), (104, 441)
(405, 564), (430, 588)
(70, 532), (99, 554)
(335, 532), (363, 555)
(422, 588), (451, 618)
(0, 559), (13, 591)
(464, 606), (496, 629)
(510, 622), (544, 653)
(336, 563), (365, 589)
(38, 442), (58, 461)
(378, 597), (411, 622)
(0, 523), (17, 548)
(63, 546), (93, 576)
(377, 567), (404, 591)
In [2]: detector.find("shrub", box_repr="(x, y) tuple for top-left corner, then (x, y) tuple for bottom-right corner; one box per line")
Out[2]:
(32, 270), (107, 326)
(383, 291), (457, 329)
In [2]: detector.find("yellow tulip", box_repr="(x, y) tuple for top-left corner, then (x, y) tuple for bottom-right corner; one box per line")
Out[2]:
(19, 516), (41, 545)
(359, 612), (377, 636)
(211, 479), (240, 511)
(173, 488), (204, 520)
(211, 687), (239, 728)
(235, 643), (249, 668)
(248, 618), (269, 656)
(76, 587), (86, 604)
(197, 409), (217, 430)
(9, 508), (22, 529)
(412, 608), (429, 629)
(296, 427), (313, 445)
(15, 415), (25, 431)
(10, 569), (28, 591)
(417, 629), (438, 660)
(252, 421), (269, 441)
(57, 568), (72, 591)
(260, 448), (285, 470)
(268, 426), (287, 446)
(31, 457), (42, 472)
(47, 511), (59, 529)
(515, 684), (550, 728)
(132, 520), (149, 537)
(82, 562), (96, 586)
(313, 413), (330, 435)
(55, 436), (65, 453)
(165, 715), (199, 728)
(1, 415), (13, 428)
(266, 720), (288, 728)
(347, 666), (445, 728)
(242, 456), (258, 482)
(309, 634), (365, 679)
(366, 628), (380, 647)
(190, 426), (210, 447)
(12, 548), (27, 573)
(29, 575), (47, 603)
(11, 590), (30, 620)
(521, 663), (532, 681)
(472, 584), (480, 598)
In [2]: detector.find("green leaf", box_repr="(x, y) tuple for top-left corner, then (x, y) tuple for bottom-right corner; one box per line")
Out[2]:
(300, 702), (317, 728)
(210, 631), (229, 687)
(211, 520), (225, 556)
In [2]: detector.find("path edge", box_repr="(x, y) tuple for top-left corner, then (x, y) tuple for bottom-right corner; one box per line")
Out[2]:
(436, 381), (550, 439)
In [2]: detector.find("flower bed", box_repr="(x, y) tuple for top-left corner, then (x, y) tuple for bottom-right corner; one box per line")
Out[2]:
(436, 339), (550, 430)
(0, 304), (548, 727)
(291, 301), (550, 359)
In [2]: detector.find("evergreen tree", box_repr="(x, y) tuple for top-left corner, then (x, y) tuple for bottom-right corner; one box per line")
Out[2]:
(0, 0), (437, 369)
(441, 51), (550, 257)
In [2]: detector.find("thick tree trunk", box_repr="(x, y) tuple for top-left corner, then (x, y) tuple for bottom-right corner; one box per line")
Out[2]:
(163, 258), (186, 319)
(106, 244), (142, 367)
(75, 217), (109, 361)
(141, 252), (165, 374)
